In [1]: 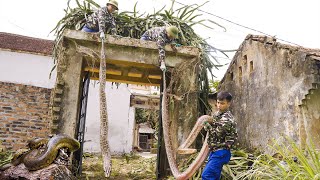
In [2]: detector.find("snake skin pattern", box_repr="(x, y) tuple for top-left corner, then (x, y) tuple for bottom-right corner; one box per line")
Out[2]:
(162, 70), (214, 180)
(99, 39), (112, 177)
(0, 134), (79, 171)
(23, 134), (80, 170)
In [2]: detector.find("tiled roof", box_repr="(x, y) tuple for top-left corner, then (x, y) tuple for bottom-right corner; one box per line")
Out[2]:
(0, 32), (54, 56)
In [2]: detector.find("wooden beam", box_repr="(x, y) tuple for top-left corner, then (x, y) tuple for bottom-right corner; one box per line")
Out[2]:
(84, 67), (122, 76)
(85, 66), (162, 80)
(148, 75), (162, 80)
(130, 94), (160, 110)
(89, 73), (161, 86)
(128, 72), (143, 78)
(130, 104), (160, 110)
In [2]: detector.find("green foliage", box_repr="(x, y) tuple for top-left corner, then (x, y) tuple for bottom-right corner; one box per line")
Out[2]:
(0, 151), (13, 168)
(168, 149), (252, 180)
(209, 79), (219, 92)
(51, 0), (228, 105)
(221, 149), (253, 179)
(237, 137), (320, 179)
(135, 108), (159, 136)
(135, 108), (159, 125)
(172, 137), (320, 180)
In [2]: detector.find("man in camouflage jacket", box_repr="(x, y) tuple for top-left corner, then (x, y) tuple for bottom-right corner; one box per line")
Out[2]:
(82, 0), (118, 39)
(202, 91), (238, 180)
(140, 26), (179, 69)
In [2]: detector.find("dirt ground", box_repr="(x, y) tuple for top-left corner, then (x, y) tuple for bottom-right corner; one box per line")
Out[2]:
(81, 152), (157, 180)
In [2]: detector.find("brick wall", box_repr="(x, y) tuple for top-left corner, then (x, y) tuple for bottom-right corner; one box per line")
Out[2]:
(0, 82), (51, 150)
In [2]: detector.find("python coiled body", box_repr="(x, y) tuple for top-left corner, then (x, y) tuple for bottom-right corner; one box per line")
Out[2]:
(23, 134), (80, 171)
(162, 70), (214, 180)
(0, 134), (80, 171)
(0, 138), (48, 171)
(27, 138), (49, 150)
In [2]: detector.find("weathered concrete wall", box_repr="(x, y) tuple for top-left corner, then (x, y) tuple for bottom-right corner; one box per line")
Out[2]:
(168, 58), (200, 152)
(63, 29), (200, 68)
(50, 44), (83, 137)
(0, 33), (169, 154)
(219, 35), (320, 152)
(52, 30), (201, 155)
(299, 59), (320, 147)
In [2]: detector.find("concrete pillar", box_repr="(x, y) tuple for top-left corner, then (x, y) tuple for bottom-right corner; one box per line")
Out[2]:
(51, 45), (83, 138)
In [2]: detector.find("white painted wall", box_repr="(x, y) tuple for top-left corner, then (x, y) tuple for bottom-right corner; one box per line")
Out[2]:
(0, 50), (56, 88)
(0, 49), (136, 154)
(84, 82), (135, 154)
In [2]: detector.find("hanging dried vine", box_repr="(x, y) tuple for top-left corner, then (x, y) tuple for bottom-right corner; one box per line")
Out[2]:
(51, 0), (228, 107)
(50, 0), (229, 178)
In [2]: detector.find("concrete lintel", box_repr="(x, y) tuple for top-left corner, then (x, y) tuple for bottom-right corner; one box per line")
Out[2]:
(62, 29), (200, 67)
(130, 93), (160, 110)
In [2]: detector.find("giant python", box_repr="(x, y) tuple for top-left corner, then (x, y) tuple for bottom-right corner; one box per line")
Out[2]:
(161, 70), (214, 179)
(0, 134), (80, 171)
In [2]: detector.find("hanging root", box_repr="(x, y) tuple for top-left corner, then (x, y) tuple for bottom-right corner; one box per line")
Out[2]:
(161, 68), (214, 179)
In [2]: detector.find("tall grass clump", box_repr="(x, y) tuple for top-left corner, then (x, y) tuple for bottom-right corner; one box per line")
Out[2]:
(237, 137), (320, 180)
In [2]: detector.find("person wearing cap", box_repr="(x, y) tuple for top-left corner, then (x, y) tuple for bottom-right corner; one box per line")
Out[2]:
(140, 26), (179, 67)
(82, 0), (118, 40)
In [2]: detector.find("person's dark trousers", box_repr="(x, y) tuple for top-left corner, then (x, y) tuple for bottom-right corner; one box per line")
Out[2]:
(82, 25), (99, 32)
(202, 149), (231, 180)
(140, 35), (148, 40)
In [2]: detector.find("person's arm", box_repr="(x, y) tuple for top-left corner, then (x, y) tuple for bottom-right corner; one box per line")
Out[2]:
(224, 120), (237, 149)
(219, 118), (237, 149)
(97, 7), (106, 34)
(110, 16), (117, 35)
(170, 44), (177, 52)
(203, 121), (213, 131)
(170, 40), (181, 50)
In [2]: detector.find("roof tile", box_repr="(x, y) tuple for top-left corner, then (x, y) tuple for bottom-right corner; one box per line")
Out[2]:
(0, 32), (54, 56)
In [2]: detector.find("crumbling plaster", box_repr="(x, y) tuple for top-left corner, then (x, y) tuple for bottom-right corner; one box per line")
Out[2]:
(219, 35), (320, 152)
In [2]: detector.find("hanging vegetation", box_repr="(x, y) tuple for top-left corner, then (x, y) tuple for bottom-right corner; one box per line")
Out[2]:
(51, 0), (228, 107)
(51, 0), (230, 178)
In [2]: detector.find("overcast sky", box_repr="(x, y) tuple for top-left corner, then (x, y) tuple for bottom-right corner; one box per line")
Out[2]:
(0, 0), (319, 79)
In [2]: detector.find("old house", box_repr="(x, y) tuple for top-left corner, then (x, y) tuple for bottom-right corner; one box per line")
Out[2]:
(0, 32), (54, 150)
(0, 30), (199, 161)
(0, 32), (159, 154)
(219, 35), (320, 152)
(49, 29), (200, 177)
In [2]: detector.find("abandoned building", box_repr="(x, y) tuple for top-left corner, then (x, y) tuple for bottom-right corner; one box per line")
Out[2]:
(0, 32), (54, 150)
(219, 35), (320, 152)
(0, 32), (161, 154)
(49, 29), (200, 146)
(0, 30), (200, 177)
(49, 29), (200, 177)
(2, 29), (319, 178)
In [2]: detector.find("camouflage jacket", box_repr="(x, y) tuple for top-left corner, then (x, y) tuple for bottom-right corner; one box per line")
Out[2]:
(141, 26), (174, 62)
(204, 110), (238, 151)
(85, 7), (116, 35)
